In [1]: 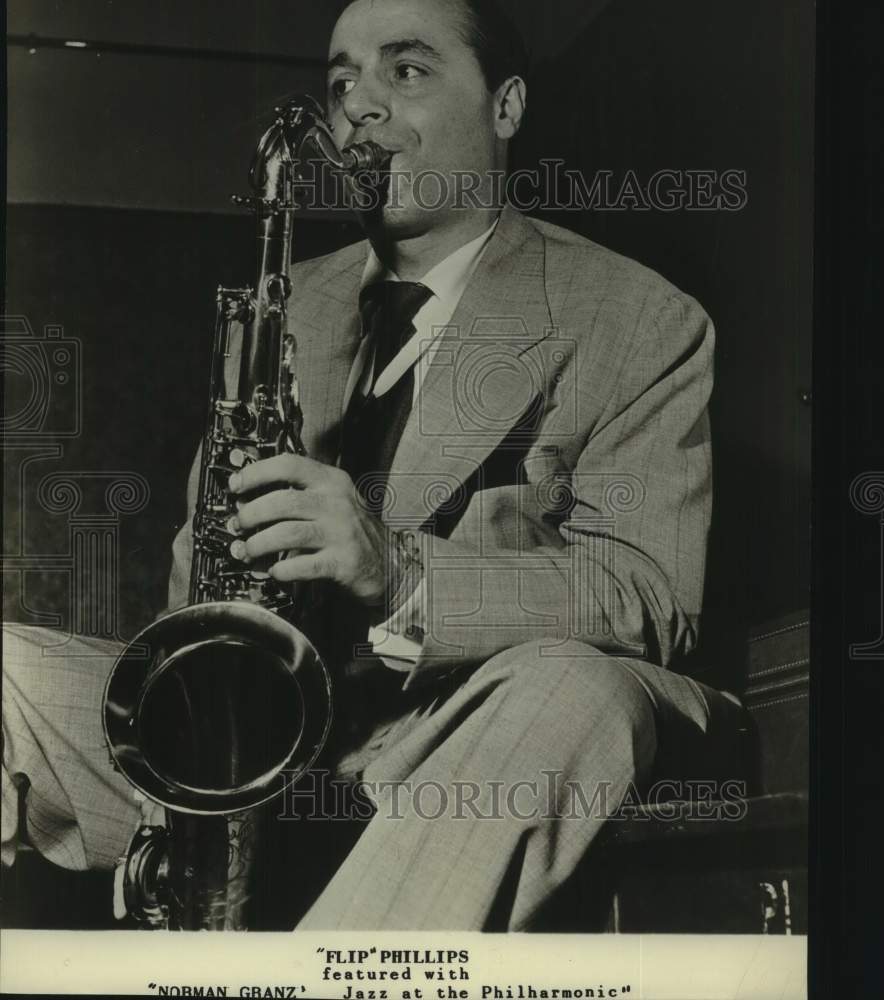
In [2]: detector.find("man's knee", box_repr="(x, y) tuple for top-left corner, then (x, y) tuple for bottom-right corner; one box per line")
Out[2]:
(2, 626), (54, 707)
(2, 625), (120, 694)
(2, 625), (140, 872)
(3, 624), (55, 670)
(477, 639), (658, 748)
(483, 637), (651, 694)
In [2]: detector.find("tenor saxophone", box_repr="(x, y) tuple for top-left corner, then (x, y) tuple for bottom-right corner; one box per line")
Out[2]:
(102, 96), (389, 930)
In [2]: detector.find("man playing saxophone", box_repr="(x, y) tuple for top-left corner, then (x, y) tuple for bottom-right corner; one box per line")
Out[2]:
(3, 0), (744, 930)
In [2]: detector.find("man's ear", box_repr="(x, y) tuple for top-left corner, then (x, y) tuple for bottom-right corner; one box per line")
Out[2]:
(493, 76), (527, 140)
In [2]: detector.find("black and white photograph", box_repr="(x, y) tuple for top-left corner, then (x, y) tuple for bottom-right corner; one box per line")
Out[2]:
(4, 0), (866, 994)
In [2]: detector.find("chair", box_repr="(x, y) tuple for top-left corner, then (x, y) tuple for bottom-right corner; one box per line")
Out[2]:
(593, 610), (810, 933)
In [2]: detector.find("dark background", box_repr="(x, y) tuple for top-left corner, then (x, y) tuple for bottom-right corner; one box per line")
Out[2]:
(813, 1), (884, 996)
(5, 0), (813, 680)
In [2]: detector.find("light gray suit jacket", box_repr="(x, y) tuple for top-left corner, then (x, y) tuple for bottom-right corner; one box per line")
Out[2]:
(169, 206), (715, 691)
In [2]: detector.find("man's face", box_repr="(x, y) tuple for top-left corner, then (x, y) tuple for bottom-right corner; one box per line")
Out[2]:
(327, 0), (501, 238)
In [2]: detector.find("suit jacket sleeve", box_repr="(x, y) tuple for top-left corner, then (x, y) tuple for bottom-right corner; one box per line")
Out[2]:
(406, 290), (715, 689)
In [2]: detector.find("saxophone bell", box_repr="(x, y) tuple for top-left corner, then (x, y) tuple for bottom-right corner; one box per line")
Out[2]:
(104, 602), (330, 815)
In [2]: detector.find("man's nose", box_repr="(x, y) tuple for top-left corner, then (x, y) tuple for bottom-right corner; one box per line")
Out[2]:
(341, 77), (391, 131)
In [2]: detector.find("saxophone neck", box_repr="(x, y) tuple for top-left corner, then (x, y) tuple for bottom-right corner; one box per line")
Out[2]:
(237, 97), (392, 218)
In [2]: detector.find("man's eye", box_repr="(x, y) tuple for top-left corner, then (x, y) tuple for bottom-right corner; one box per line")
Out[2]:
(330, 78), (356, 99)
(395, 63), (427, 83)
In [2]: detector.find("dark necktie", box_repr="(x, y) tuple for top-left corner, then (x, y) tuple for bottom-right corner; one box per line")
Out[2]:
(339, 281), (433, 507)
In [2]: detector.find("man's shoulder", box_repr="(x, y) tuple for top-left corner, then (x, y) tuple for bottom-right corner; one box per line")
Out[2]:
(518, 213), (713, 363)
(525, 213), (687, 309)
(290, 236), (369, 286)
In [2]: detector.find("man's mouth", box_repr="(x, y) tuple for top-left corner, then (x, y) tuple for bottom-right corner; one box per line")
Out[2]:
(351, 132), (406, 156)
(342, 153), (393, 212)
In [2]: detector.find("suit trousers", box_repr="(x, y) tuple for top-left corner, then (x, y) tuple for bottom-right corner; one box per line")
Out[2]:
(2, 623), (744, 930)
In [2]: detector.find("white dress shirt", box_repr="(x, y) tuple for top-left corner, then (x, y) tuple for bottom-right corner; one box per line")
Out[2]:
(344, 218), (499, 669)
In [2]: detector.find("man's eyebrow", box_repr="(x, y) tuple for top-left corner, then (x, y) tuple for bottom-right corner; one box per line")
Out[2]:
(379, 39), (443, 61)
(327, 38), (443, 74)
(328, 51), (356, 73)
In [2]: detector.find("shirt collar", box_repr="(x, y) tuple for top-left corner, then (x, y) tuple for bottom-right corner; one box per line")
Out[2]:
(359, 216), (500, 314)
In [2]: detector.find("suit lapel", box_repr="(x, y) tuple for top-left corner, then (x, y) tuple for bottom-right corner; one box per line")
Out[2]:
(385, 208), (554, 526)
(288, 211), (554, 527)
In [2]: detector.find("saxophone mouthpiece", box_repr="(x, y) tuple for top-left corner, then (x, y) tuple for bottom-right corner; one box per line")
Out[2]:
(342, 141), (393, 175)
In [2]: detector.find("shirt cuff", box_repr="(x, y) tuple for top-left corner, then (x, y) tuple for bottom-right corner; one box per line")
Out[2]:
(368, 579), (427, 670)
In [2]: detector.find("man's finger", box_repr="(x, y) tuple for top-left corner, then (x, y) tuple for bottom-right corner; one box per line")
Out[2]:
(231, 520), (325, 563)
(269, 553), (338, 584)
(228, 454), (335, 495)
(233, 488), (323, 533)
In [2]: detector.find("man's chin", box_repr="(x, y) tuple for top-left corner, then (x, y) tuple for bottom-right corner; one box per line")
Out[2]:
(355, 202), (436, 242)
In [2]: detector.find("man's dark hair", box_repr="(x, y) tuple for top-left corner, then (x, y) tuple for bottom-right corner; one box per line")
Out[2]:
(455, 0), (530, 93)
(341, 0), (529, 93)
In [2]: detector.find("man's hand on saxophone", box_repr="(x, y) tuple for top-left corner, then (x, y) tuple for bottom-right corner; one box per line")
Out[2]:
(226, 454), (403, 611)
